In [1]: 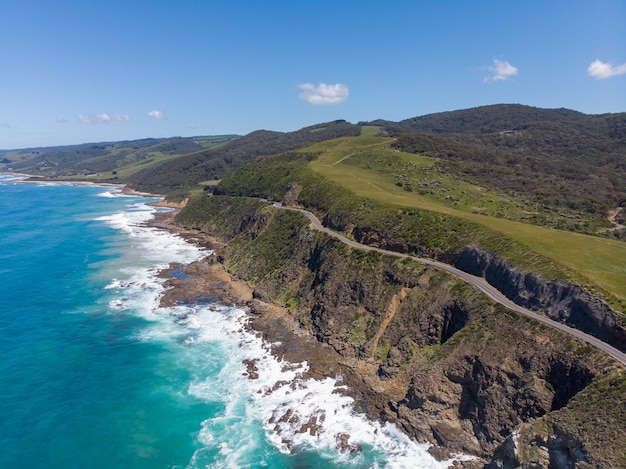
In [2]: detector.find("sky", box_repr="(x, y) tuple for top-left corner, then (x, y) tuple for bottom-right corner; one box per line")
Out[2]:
(1, 0), (625, 149)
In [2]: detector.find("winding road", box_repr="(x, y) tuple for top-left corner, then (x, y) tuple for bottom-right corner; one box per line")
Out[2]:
(276, 205), (626, 366)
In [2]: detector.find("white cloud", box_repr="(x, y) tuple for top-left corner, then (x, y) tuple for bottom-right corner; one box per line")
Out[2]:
(56, 118), (69, 124)
(484, 59), (518, 83)
(78, 113), (130, 124)
(147, 109), (165, 120)
(587, 59), (626, 80)
(297, 82), (349, 105)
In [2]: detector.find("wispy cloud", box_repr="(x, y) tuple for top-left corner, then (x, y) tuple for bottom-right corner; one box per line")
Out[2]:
(297, 82), (349, 105)
(587, 59), (626, 80)
(147, 109), (165, 120)
(483, 59), (518, 83)
(56, 118), (69, 124)
(0, 122), (11, 129)
(78, 113), (130, 124)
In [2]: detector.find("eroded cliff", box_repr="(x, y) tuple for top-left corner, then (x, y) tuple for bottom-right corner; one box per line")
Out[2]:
(455, 245), (626, 352)
(174, 195), (626, 468)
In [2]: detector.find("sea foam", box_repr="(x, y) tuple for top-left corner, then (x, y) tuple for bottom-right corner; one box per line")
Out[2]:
(96, 195), (463, 468)
(181, 304), (459, 469)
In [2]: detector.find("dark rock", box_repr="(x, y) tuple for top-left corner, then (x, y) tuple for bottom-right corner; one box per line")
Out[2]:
(455, 245), (626, 352)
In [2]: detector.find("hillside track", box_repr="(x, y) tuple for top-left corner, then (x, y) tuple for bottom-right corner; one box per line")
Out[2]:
(277, 205), (626, 367)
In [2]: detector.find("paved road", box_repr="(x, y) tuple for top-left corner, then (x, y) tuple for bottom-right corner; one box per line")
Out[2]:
(278, 205), (626, 366)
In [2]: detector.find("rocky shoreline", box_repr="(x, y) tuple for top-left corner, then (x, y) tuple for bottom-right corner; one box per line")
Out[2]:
(147, 209), (467, 464)
(149, 211), (380, 407)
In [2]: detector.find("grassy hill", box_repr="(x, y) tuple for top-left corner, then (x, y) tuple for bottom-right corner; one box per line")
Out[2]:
(124, 120), (361, 198)
(177, 122), (626, 466)
(305, 130), (626, 303)
(370, 104), (626, 238)
(213, 126), (626, 310)
(0, 135), (237, 180)
(369, 103), (587, 134)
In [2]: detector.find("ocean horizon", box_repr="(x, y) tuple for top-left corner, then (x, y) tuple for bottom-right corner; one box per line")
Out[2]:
(0, 174), (459, 468)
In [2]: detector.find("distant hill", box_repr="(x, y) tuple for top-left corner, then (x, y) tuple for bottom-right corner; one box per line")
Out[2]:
(369, 103), (587, 134)
(3, 105), (624, 220)
(0, 135), (238, 178)
(124, 121), (362, 196)
(0, 120), (361, 199)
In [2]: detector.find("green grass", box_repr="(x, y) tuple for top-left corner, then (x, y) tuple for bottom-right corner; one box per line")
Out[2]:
(92, 153), (185, 180)
(307, 134), (626, 302)
(48, 151), (187, 182)
(343, 147), (583, 228)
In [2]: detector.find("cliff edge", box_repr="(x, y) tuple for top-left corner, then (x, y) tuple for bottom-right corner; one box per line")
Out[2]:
(173, 195), (626, 468)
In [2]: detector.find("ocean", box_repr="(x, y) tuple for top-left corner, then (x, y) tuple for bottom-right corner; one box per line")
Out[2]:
(0, 174), (458, 468)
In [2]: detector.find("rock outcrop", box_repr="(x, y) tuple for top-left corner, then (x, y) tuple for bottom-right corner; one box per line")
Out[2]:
(455, 245), (626, 352)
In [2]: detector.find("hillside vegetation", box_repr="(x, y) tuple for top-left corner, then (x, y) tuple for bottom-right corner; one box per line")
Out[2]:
(372, 104), (626, 238)
(125, 120), (361, 198)
(215, 130), (626, 308)
(0, 135), (237, 180)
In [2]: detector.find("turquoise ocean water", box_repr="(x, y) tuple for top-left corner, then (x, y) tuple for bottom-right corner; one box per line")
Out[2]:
(0, 175), (459, 468)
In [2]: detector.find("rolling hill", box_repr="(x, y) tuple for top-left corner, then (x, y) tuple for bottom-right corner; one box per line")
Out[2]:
(124, 120), (361, 197)
(0, 135), (238, 179)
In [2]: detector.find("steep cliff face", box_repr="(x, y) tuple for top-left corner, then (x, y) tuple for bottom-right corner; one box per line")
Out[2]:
(455, 245), (626, 352)
(175, 195), (626, 467)
(391, 332), (598, 458)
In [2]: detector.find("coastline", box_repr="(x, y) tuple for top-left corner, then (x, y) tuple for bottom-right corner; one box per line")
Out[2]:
(18, 176), (371, 404)
(146, 209), (435, 456)
(2, 175), (458, 462)
(148, 208), (364, 383)
(148, 211), (476, 465)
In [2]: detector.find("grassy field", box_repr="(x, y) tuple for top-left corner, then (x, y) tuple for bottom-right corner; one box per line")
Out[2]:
(307, 129), (626, 303)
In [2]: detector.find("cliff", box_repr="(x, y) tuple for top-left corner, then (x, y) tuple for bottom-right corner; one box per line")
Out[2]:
(455, 245), (626, 352)
(174, 195), (626, 468)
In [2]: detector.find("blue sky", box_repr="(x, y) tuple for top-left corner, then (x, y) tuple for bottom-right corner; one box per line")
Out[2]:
(1, 0), (625, 149)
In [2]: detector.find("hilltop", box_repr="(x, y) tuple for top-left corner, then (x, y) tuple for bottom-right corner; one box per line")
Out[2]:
(371, 104), (626, 238)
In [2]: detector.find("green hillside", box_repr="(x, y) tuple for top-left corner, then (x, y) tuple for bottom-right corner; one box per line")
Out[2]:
(213, 126), (626, 310)
(0, 135), (237, 180)
(306, 130), (626, 303)
(371, 104), (626, 238)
